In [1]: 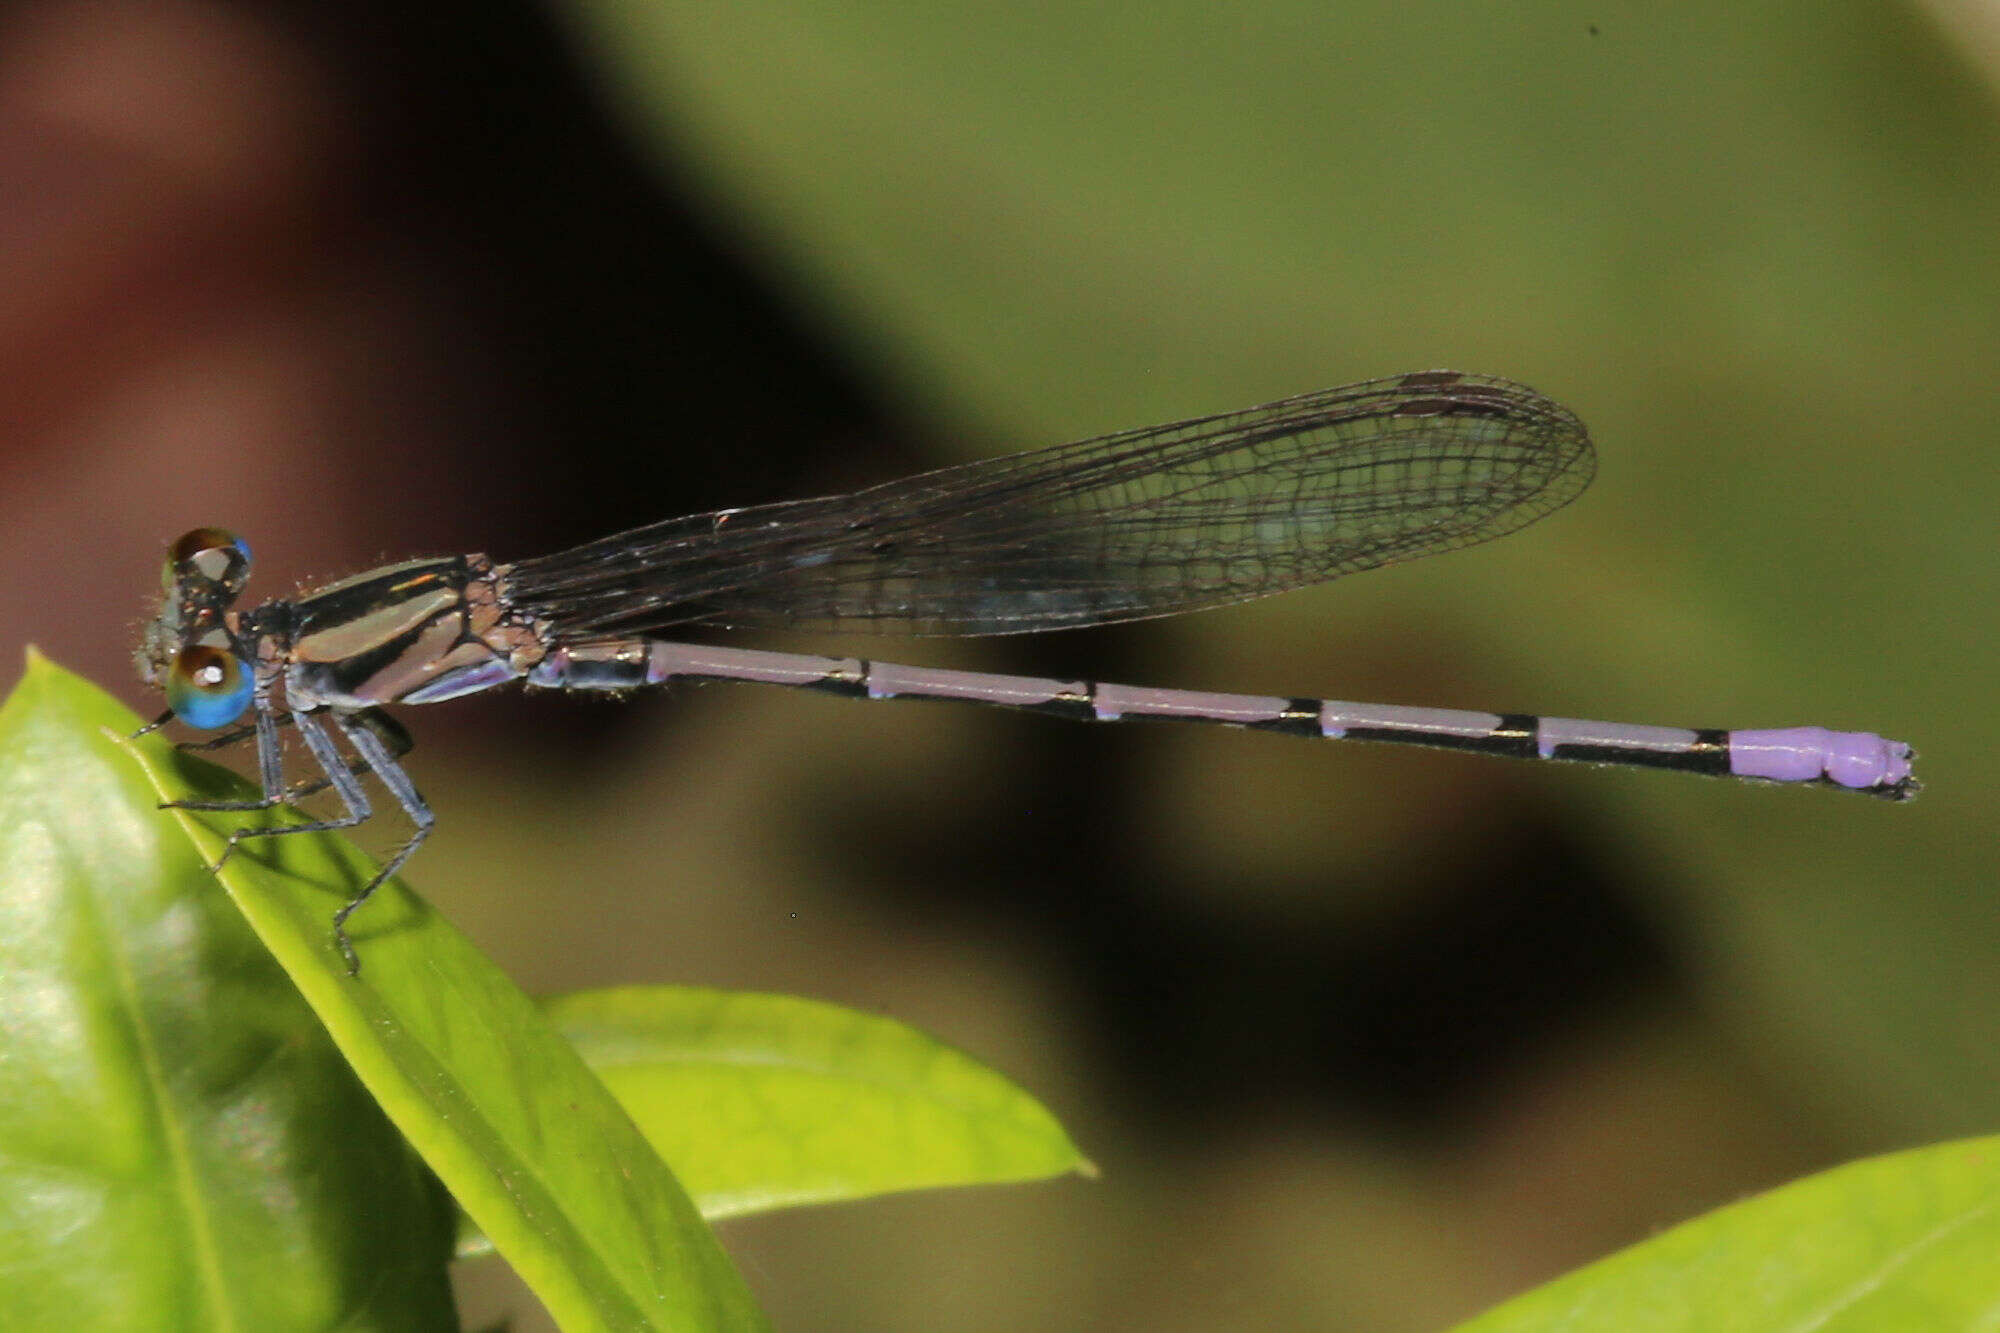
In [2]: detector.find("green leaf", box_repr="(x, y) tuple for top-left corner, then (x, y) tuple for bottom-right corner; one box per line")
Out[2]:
(1453, 1135), (2000, 1332)
(545, 986), (1093, 1219)
(95, 657), (767, 1332)
(0, 650), (458, 1330)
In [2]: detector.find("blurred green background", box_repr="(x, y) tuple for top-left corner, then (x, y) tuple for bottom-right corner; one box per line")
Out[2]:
(2, 0), (1993, 1328)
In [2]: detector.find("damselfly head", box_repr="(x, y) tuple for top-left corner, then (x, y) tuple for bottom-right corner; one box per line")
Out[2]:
(136, 528), (253, 691)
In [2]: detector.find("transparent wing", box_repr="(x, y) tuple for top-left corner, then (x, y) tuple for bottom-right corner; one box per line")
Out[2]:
(503, 371), (1595, 638)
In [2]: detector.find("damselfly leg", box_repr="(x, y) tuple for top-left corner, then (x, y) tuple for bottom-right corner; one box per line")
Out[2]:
(151, 704), (430, 973)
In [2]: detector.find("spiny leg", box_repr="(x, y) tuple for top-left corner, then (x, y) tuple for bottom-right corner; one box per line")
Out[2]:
(325, 710), (433, 975)
(159, 700), (293, 815)
(160, 702), (424, 973)
(172, 718), (265, 753)
(139, 707), (296, 817)
(177, 708), (376, 961)
(202, 710), (376, 879)
(132, 708), (177, 739)
(164, 709), (413, 809)
(279, 711), (413, 805)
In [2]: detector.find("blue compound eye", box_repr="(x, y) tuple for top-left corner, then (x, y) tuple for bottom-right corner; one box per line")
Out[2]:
(165, 644), (253, 729)
(162, 527), (252, 596)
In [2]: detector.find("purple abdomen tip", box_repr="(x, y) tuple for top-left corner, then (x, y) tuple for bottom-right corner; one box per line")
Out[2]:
(1730, 728), (1916, 796)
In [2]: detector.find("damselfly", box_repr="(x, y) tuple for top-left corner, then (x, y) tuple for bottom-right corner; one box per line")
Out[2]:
(136, 371), (1915, 972)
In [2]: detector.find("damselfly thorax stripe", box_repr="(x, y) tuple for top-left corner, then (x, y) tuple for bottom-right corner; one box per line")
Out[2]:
(135, 371), (1916, 973)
